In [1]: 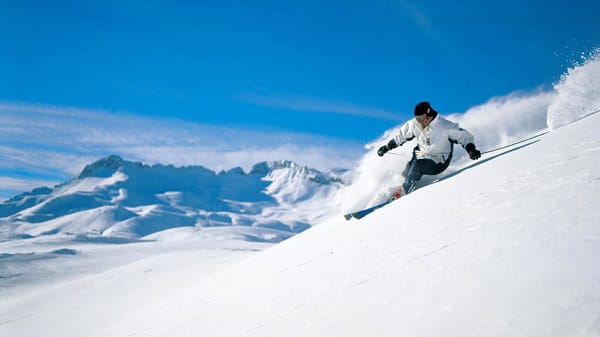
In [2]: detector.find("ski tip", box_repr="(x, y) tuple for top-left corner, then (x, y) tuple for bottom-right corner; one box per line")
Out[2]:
(343, 214), (353, 221)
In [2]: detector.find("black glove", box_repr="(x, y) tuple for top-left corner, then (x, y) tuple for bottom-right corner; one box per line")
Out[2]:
(377, 145), (389, 157)
(465, 143), (481, 160)
(378, 139), (398, 157)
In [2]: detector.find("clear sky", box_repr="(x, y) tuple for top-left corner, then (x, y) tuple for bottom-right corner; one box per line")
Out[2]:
(1, 0), (599, 199)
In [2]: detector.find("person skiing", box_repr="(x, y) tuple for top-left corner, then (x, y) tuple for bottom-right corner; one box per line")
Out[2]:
(377, 101), (481, 198)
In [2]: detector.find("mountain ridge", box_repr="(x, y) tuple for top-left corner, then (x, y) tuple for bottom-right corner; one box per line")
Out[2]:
(0, 155), (346, 242)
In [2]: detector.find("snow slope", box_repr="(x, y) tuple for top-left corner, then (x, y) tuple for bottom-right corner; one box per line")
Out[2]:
(102, 107), (600, 337)
(2, 101), (599, 337)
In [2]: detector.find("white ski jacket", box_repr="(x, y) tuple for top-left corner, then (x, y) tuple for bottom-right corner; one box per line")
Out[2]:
(392, 115), (475, 163)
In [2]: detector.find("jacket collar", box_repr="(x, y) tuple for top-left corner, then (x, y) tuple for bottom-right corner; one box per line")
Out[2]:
(415, 114), (439, 130)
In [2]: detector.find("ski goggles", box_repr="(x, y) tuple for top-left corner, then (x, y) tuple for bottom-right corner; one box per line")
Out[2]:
(415, 114), (428, 122)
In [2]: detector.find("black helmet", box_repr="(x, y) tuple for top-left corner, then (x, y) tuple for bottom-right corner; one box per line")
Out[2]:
(414, 101), (437, 117)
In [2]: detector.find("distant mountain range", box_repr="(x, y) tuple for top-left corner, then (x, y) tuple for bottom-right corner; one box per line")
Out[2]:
(0, 155), (347, 242)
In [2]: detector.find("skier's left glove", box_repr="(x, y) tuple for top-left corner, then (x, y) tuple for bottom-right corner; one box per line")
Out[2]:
(465, 143), (481, 160)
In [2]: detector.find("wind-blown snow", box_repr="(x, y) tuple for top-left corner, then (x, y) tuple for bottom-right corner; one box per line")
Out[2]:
(548, 49), (600, 129)
(1, 53), (599, 337)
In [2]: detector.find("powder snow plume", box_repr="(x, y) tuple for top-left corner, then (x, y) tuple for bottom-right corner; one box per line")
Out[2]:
(547, 49), (600, 129)
(338, 49), (600, 213)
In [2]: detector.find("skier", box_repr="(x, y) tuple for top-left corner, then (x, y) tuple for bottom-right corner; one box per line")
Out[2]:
(377, 101), (481, 198)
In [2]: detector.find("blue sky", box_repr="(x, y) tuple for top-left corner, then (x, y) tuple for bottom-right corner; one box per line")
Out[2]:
(1, 0), (599, 199)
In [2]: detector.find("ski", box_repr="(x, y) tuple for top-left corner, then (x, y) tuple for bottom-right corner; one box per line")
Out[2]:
(343, 195), (399, 220)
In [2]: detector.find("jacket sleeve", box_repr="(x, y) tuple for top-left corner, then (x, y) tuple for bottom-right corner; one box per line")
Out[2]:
(447, 123), (475, 147)
(392, 120), (416, 146)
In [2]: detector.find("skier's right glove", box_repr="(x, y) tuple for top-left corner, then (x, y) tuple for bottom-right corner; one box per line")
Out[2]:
(377, 145), (388, 157)
(465, 143), (481, 160)
(378, 139), (398, 157)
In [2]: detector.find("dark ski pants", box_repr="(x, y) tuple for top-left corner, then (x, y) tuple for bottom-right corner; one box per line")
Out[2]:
(402, 151), (451, 194)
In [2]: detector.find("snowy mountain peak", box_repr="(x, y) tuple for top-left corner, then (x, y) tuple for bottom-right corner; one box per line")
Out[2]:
(251, 160), (341, 185)
(250, 160), (299, 175)
(78, 155), (137, 178)
(218, 166), (246, 176)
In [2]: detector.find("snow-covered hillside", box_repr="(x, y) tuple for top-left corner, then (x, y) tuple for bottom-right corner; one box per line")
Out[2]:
(0, 157), (345, 299)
